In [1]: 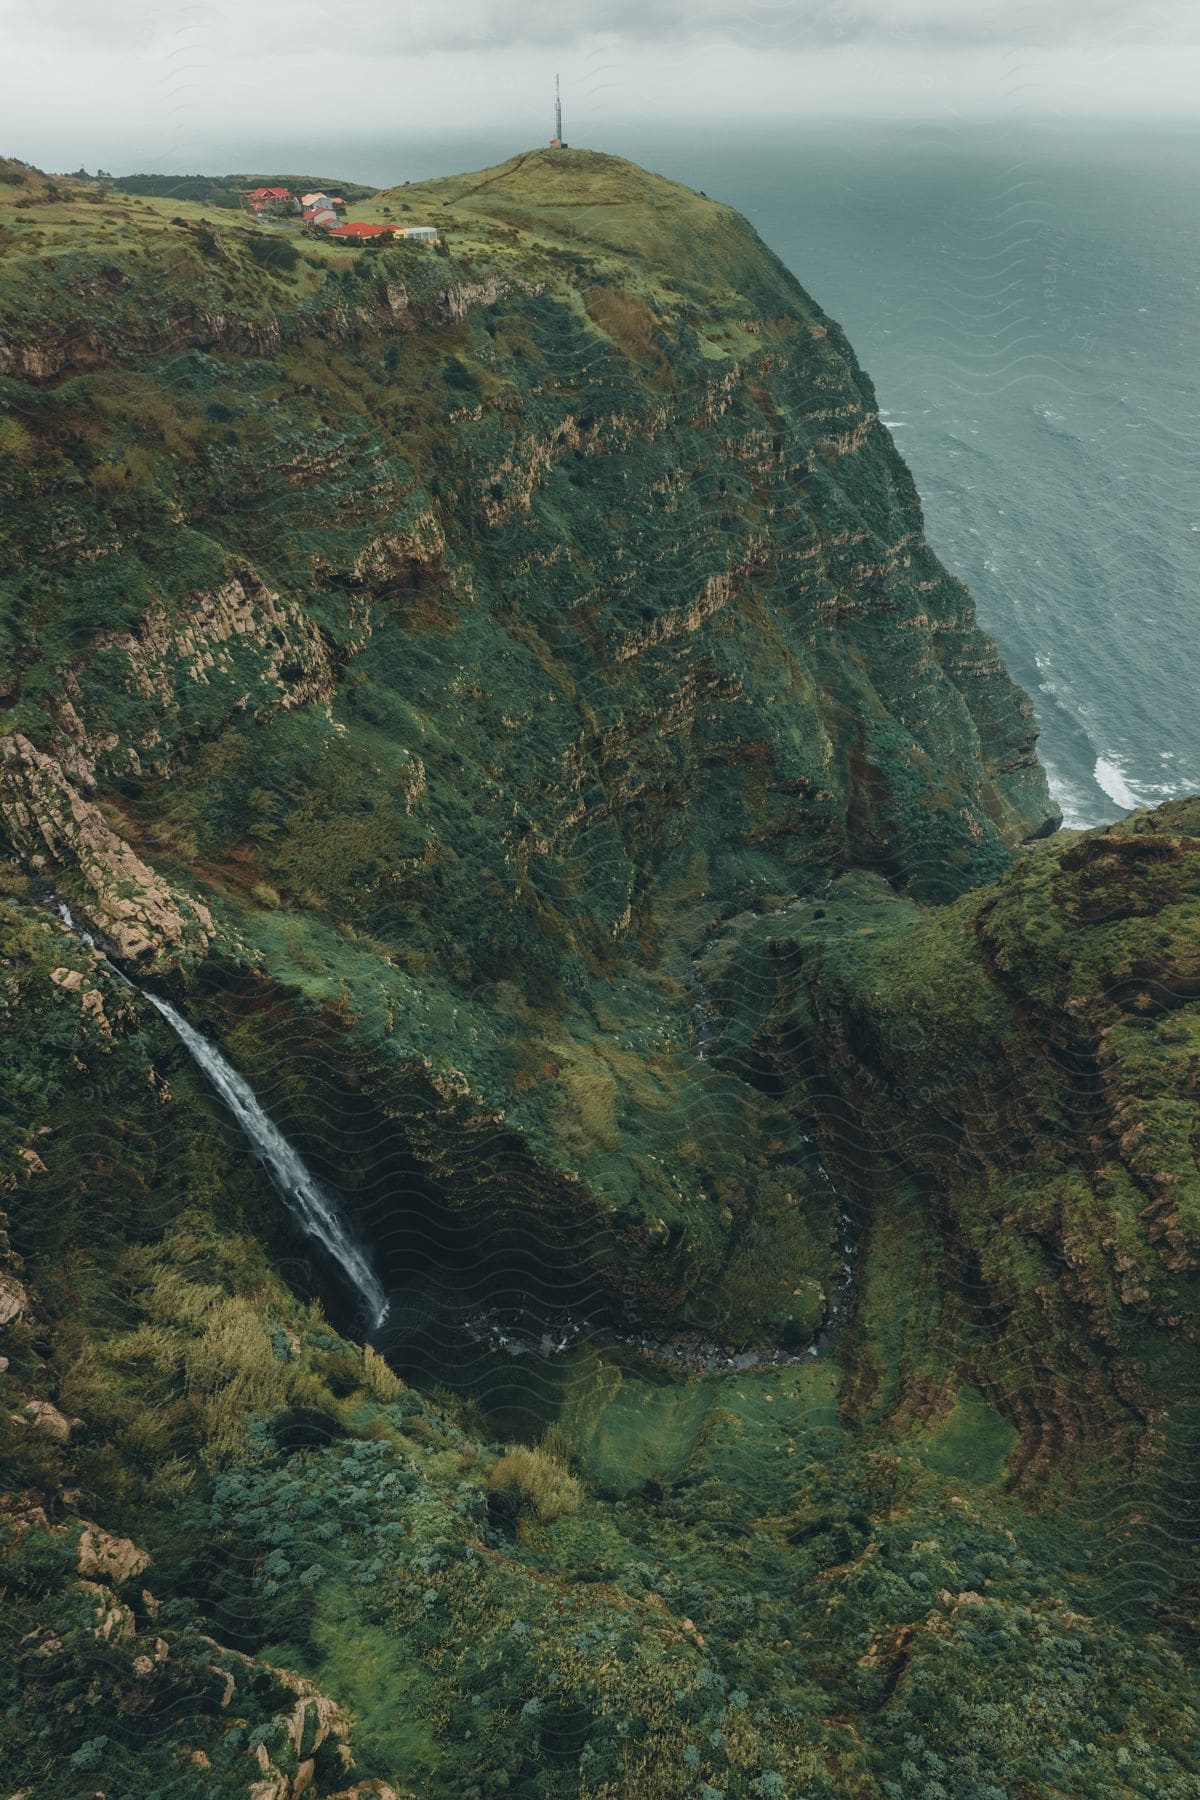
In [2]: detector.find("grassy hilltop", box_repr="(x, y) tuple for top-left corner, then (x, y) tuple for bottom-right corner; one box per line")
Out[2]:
(2, 147), (1198, 1797)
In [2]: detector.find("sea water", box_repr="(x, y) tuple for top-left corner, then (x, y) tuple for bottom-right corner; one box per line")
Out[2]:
(129, 121), (1200, 828)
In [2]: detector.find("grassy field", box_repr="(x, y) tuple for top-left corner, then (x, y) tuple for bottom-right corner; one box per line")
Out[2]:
(0, 147), (798, 342)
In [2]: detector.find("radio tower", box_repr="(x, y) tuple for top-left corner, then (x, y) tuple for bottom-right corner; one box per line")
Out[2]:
(551, 74), (566, 149)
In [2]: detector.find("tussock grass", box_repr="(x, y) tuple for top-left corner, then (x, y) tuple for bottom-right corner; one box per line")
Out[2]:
(561, 1059), (619, 1154)
(585, 285), (660, 363)
(488, 1441), (582, 1523)
(58, 1219), (399, 1467)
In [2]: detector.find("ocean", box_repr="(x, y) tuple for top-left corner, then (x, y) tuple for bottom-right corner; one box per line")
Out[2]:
(149, 121), (1200, 829)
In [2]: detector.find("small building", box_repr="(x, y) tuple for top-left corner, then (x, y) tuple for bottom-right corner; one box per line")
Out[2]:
(300, 191), (330, 209)
(243, 184), (296, 216)
(302, 205), (338, 229)
(326, 220), (440, 246)
(327, 221), (400, 242)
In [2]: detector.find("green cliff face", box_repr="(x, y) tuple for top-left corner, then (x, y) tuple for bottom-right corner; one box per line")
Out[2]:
(0, 147), (1056, 1339)
(706, 797), (1200, 1455)
(3, 150), (1198, 1798)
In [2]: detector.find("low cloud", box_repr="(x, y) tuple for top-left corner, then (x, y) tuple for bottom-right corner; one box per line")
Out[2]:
(5, 0), (1198, 170)
(11, 0), (1200, 55)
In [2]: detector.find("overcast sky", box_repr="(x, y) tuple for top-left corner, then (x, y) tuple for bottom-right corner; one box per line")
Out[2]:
(4, 0), (1199, 174)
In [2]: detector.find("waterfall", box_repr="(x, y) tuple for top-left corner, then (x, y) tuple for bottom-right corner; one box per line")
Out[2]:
(53, 904), (388, 1332)
(139, 991), (390, 1331)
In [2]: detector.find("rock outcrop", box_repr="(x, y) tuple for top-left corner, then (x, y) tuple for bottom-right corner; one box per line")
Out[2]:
(0, 732), (213, 967)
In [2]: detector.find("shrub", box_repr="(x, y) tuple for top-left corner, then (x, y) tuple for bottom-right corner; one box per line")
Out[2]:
(488, 1443), (581, 1524)
(247, 234), (299, 272)
(362, 1343), (404, 1404)
(443, 357), (479, 394)
(562, 1062), (619, 1153)
(584, 285), (660, 362)
(68, 1735), (109, 1774)
(0, 415), (33, 462)
(539, 1422), (575, 1469)
(5, 1523), (75, 1597)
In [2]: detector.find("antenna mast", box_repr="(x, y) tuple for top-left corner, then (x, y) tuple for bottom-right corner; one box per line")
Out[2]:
(555, 73), (563, 145)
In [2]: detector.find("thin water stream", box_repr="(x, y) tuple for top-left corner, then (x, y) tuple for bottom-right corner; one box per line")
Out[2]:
(53, 902), (389, 1332)
(139, 987), (390, 1331)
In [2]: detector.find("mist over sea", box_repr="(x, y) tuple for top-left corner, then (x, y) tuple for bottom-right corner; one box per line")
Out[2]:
(119, 120), (1200, 829)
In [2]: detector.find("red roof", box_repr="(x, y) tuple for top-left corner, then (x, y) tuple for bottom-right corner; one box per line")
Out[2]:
(328, 221), (397, 239)
(251, 185), (291, 200)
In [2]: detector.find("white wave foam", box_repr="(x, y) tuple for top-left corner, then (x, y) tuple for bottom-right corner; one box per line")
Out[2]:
(1038, 753), (1103, 831)
(1093, 757), (1142, 811)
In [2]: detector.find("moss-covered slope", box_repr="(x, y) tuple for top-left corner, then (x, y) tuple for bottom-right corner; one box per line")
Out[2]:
(707, 798), (1200, 1479)
(0, 148), (1056, 1338)
(3, 848), (1200, 1796)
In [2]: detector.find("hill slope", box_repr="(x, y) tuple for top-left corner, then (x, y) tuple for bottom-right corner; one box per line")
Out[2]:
(0, 146), (1056, 1339)
(7, 150), (1197, 1800)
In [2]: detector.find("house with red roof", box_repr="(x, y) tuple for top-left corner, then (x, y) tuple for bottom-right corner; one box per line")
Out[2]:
(326, 220), (440, 245)
(241, 185), (297, 217)
(327, 221), (403, 242)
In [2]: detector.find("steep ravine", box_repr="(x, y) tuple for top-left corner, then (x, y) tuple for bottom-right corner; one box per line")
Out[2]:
(50, 875), (864, 1396)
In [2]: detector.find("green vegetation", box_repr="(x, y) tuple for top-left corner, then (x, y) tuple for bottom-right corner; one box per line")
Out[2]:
(247, 232), (301, 272)
(2, 147), (1197, 1796)
(488, 1440), (583, 1523)
(107, 170), (377, 207)
(0, 144), (1056, 1335)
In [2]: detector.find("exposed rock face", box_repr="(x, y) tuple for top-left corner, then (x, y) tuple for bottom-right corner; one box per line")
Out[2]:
(96, 570), (339, 735)
(0, 274), (526, 384)
(214, 1644), (355, 1799)
(77, 1522), (151, 1585)
(18, 1397), (75, 1441)
(0, 1270), (28, 1326)
(0, 733), (214, 968)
